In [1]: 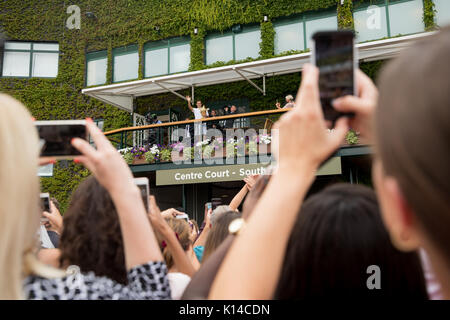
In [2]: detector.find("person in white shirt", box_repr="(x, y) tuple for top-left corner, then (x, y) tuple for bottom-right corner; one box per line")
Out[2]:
(186, 96), (208, 137)
(167, 272), (191, 300)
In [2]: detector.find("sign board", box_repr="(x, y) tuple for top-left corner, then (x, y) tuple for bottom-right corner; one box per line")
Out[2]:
(156, 157), (341, 186)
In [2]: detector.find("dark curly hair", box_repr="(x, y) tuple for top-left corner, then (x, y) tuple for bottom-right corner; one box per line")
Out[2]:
(59, 176), (127, 284)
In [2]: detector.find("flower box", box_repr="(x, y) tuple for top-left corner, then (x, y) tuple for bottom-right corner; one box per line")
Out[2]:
(132, 155), (147, 165)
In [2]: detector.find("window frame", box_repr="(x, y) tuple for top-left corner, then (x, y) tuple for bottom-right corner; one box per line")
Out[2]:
(85, 50), (108, 86)
(205, 24), (261, 65)
(353, 0), (426, 41)
(273, 7), (338, 53)
(303, 9), (339, 49)
(143, 36), (191, 78)
(112, 44), (139, 83)
(273, 18), (305, 54)
(1, 41), (59, 78)
(432, 0), (450, 27)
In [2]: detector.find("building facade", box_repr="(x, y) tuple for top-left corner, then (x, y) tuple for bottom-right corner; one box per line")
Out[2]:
(1, 0), (448, 217)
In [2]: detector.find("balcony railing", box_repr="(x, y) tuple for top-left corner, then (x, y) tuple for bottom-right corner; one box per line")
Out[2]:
(104, 108), (365, 166)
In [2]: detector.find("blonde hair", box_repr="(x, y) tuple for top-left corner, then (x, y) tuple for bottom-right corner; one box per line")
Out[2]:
(0, 94), (64, 299)
(162, 218), (192, 270)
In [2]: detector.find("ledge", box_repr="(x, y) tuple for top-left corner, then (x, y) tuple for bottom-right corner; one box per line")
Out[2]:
(129, 144), (372, 173)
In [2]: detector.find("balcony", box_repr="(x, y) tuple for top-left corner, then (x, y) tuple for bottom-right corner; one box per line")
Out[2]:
(105, 109), (370, 185)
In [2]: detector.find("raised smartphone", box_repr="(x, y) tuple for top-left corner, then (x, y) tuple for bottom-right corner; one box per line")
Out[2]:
(40, 193), (50, 222)
(311, 30), (356, 125)
(133, 177), (150, 213)
(35, 120), (87, 159)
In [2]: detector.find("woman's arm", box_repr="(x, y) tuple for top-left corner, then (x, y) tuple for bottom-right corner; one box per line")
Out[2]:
(193, 206), (212, 248)
(228, 184), (248, 211)
(148, 197), (196, 277)
(182, 175), (270, 299)
(72, 119), (163, 270)
(193, 220), (210, 248)
(228, 175), (258, 211)
(209, 64), (349, 299)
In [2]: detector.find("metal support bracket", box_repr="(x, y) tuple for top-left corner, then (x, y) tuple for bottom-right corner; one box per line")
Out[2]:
(154, 81), (188, 101)
(233, 67), (265, 95)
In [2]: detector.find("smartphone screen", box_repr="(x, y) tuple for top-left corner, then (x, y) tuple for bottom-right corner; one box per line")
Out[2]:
(134, 178), (149, 212)
(40, 193), (50, 212)
(176, 213), (190, 222)
(211, 198), (222, 211)
(35, 120), (87, 158)
(312, 30), (355, 125)
(40, 193), (50, 222)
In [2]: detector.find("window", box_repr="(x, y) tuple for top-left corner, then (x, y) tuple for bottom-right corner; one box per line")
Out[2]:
(273, 10), (338, 53)
(354, 2), (389, 42)
(169, 43), (190, 73)
(144, 38), (190, 77)
(205, 26), (261, 65)
(354, 0), (424, 43)
(434, 0), (450, 27)
(146, 48), (168, 77)
(388, 0), (424, 36)
(274, 22), (304, 54)
(234, 29), (261, 60)
(305, 15), (338, 49)
(86, 50), (107, 86)
(205, 35), (233, 65)
(90, 119), (105, 146)
(2, 42), (59, 78)
(113, 44), (138, 83)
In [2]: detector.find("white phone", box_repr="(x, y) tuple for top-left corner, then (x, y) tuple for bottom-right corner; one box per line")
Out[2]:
(35, 120), (87, 159)
(133, 177), (150, 213)
(176, 213), (190, 222)
(40, 193), (50, 222)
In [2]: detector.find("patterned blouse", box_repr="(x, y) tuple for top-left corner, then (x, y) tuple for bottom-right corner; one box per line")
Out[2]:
(23, 261), (171, 300)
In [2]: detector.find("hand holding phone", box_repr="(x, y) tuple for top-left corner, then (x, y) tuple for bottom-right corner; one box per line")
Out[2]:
(35, 120), (87, 159)
(40, 193), (50, 222)
(133, 177), (150, 213)
(312, 30), (356, 126)
(211, 197), (222, 211)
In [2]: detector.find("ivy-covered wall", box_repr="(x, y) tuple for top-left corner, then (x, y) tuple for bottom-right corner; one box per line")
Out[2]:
(0, 0), (435, 211)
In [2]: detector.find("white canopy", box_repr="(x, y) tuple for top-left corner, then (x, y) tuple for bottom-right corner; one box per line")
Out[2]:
(82, 32), (434, 112)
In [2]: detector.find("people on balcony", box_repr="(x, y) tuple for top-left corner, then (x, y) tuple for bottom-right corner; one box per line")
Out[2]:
(207, 109), (222, 131)
(186, 96), (208, 137)
(275, 94), (295, 109)
(223, 105), (238, 129)
(145, 113), (162, 147)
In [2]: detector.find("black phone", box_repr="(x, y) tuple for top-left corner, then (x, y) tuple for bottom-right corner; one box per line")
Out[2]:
(312, 30), (356, 125)
(134, 178), (149, 213)
(35, 120), (87, 159)
(211, 197), (222, 211)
